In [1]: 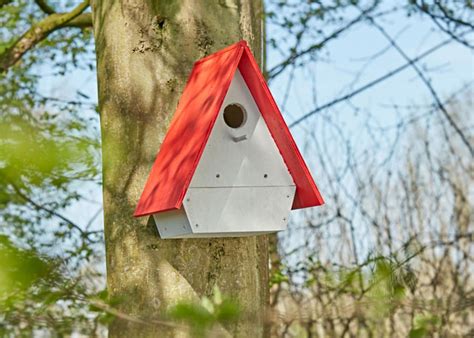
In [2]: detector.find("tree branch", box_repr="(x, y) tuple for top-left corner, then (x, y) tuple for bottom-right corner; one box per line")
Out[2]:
(418, 1), (474, 30)
(0, 0), (13, 8)
(268, 9), (370, 80)
(0, 0), (91, 72)
(9, 182), (89, 238)
(412, 2), (474, 49)
(34, 0), (56, 14)
(65, 13), (93, 29)
(288, 35), (464, 129)
(367, 16), (474, 157)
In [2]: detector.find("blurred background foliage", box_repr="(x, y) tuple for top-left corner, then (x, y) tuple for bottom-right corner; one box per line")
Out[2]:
(1, 0), (473, 337)
(168, 286), (241, 338)
(1, 1), (103, 336)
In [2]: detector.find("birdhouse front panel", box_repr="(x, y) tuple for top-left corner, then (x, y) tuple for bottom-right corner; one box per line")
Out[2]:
(170, 69), (296, 237)
(182, 186), (296, 237)
(135, 40), (324, 239)
(189, 69), (295, 188)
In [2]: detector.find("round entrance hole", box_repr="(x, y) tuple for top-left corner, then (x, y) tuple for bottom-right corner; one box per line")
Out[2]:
(223, 104), (246, 129)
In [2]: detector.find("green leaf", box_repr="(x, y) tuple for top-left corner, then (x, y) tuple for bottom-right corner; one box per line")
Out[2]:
(409, 327), (427, 338)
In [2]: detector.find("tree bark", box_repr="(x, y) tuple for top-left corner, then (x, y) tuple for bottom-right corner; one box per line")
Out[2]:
(91, 1), (267, 337)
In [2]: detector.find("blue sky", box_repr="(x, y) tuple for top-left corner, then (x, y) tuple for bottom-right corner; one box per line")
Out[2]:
(36, 4), (473, 266)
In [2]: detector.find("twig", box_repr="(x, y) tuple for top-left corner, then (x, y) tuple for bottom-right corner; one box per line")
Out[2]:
(268, 5), (377, 79)
(0, 0), (92, 72)
(9, 181), (92, 239)
(288, 34), (466, 129)
(367, 16), (473, 156)
(87, 299), (187, 329)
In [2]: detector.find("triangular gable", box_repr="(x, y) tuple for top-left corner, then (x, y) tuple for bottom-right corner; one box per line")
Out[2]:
(134, 41), (323, 217)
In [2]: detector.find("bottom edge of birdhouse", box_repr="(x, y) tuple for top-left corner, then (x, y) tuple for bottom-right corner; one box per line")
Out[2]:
(157, 230), (285, 239)
(152, 213), (288, 239)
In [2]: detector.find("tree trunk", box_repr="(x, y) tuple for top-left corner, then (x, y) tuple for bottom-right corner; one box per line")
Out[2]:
(91, 1), (267, 336)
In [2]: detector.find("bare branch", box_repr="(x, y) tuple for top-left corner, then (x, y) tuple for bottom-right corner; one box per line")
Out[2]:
(367, 16), (473, 156)
(0, 0), (91, 72)
(414, 1), (474, 30)
(412, 1), (474, 49)
(288, 35), (463, 129)
(86, 299), (187, 329)
(268, 6), (375, 80)
(8, 181), (102, 244)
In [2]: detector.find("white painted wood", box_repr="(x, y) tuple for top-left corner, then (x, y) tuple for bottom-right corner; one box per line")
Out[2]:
(167, 231), (277, 239)
(153, 209), (192, 239)
(183, 186), (296, 235)
(155, 70), (299, 239)
(189, 70), (295, 188)
(154, 186), (296, 239)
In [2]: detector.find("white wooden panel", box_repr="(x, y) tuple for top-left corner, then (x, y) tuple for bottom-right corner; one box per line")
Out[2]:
(182, 186), (296, 235)
(170, 231), (277, 238)
(189, 70), (294, 188)
(189, 70), (257, 188)
(235, 117), (294, 186)
(153, 209), (192, 239)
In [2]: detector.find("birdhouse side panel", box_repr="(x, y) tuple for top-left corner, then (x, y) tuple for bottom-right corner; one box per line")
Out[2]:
(153, 209), (193, 239)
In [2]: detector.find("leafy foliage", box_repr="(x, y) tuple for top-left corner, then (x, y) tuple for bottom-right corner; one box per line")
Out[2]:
(168, 286), (240, 338)
(0, 234), (104, 336)
(1, 0), (473, 336)
(0, 1), (102, 335)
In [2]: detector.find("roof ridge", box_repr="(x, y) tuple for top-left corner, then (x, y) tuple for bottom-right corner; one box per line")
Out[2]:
(194, 40), (247, 65)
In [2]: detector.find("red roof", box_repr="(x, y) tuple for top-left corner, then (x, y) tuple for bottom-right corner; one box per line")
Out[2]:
(134, 41), (324, 217)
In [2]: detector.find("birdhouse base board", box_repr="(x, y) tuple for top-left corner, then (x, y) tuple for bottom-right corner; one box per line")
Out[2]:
(153, 185), (295, 239)
(158, 231), (281, 239)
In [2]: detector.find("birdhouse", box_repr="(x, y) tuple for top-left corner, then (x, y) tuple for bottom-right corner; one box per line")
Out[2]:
(134, 41), (324, 238)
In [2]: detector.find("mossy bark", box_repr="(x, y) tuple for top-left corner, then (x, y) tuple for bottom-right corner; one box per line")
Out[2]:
(91, 1), (267, 337)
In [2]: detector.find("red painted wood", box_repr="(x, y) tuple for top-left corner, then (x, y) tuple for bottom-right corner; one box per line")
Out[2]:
(238, 44), (324, 209)
(134, 41), (323, 217)
(134, 43), (244, 217)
